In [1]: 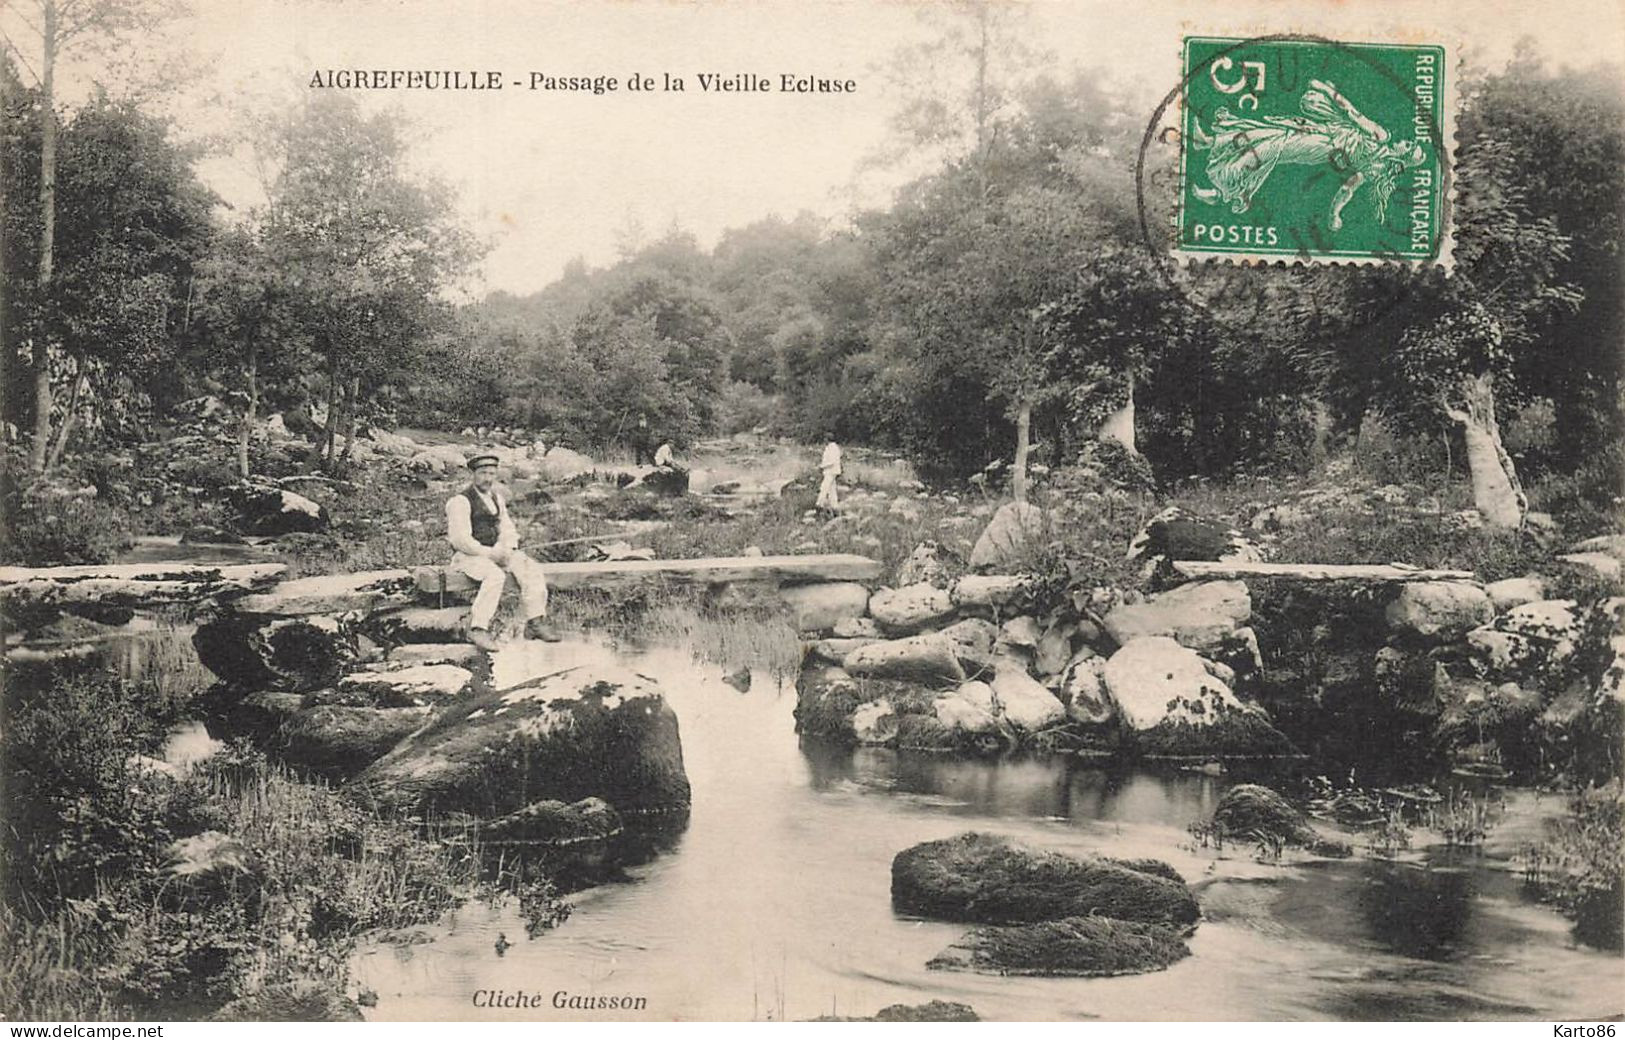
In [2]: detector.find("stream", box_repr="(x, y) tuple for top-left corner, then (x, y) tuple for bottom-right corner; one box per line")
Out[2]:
(349, 640), (1622, 1022)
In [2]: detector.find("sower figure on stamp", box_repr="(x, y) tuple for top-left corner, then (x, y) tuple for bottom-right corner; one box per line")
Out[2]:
(445, 453), (561, 650)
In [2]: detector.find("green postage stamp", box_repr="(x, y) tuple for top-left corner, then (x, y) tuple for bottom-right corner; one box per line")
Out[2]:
(1177, 35), (1451, 264)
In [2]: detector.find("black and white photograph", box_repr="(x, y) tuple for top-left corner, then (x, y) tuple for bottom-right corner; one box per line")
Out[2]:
(0, 0), (1622, 1025)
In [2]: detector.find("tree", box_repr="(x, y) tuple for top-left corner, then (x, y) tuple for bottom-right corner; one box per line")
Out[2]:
(190, 225), (301, 478)
(861, 69), (1143, 480)
(1, 0), (184, 470)
(259, 94), (479, 468)
(1, 86), (212, 467)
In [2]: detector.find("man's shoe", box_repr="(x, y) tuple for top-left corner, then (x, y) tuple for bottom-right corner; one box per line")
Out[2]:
(526, 619), (563, 642)
(469, 628), (499, 651)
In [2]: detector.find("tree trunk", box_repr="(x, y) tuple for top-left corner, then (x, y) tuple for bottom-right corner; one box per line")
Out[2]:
(322, 359), (339, 469)
(340, 374), (360, 461)
(29, 2), (59, 473)
(237, 337), (257, 479)
(43, 357), (82, 472)
(1098, 369), (1138, 454)
(1012, 397), (1031, 504)
(1445, 372), (1527, 529)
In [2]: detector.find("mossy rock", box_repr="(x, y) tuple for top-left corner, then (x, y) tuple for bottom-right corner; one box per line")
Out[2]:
(793, 664), (892, 744)
(1211, 783), (1352, 857)
(350, 662), (690, 821)
(891, 832), (1199, 929)
(1130, 709), (1301, 761)
(928, 915), (1190, 977)
(811, 1001), (980, 1022)
(278, 704), (431, 782)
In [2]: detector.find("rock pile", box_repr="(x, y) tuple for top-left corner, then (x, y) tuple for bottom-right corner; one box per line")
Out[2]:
(791, 543), (1298, 761)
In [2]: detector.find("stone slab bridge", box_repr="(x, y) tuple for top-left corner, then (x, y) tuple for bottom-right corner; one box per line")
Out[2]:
(0, 555), (886, 652)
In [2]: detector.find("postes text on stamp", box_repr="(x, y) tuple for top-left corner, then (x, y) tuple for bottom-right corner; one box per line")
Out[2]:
(1177, 35), (1449, 265)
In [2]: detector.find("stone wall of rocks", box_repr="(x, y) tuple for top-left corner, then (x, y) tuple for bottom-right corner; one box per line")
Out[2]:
(788, 545), (1299, 761)
(791, 526), (1625, 777)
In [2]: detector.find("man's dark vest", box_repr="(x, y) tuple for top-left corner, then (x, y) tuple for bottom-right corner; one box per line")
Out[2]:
(463, 486), (502, 547)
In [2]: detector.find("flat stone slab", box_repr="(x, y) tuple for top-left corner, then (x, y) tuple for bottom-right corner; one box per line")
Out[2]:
(234, 569), (414, 615)
(413, 553), (881, 595)
(0, 562), (286, 607)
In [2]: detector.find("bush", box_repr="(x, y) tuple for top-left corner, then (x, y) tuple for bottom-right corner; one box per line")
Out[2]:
(0, 479), (133, 565)
(712, 380), (777, 435)
(1, 667), (180, 908)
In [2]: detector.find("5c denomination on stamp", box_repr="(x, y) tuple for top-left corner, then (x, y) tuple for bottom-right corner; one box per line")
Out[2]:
(1175, 35), (1452, 265)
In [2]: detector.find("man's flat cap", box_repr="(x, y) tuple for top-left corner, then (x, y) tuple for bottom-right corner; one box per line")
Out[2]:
(467, 453), (500, 470)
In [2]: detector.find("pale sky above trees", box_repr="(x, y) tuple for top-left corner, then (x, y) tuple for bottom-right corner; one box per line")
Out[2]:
(16, 0), (1622, 296)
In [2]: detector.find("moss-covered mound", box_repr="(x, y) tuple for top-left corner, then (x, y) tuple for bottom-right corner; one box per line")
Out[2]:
(891, 832), (1199, 930)
(1211, 783), (1352, 857)
(927, 915), (1190, 977)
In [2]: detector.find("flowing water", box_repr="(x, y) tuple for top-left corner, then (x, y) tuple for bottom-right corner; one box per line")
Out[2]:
(351, 640), (1623, 1022)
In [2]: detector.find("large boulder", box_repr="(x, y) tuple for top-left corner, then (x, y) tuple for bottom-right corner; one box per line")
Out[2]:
(1102, 580), (1251, 652)
(351, 662), (690, 821)
(406, 444), (470, 475)
(1102, 637), (1296, 758)
(778, 582), (870, 634)
(278, 704), (432, 781)
(891, 832), (1199, 929)
(969, 502), (1046, 571)
(1385, 581), (1493, 643)
(844, 633), (965, 685)
(1210, 784), (1352, 857)
(1485, 575), (1546, 613)
(228, 483), (328, 536)
(1127, 506), (1263, 564)
(988, 655), (1065, 732)
(868, 583), (956, 633)
(933, 681), (1001, 736)
(1057, 655), (1114, 726)
(927, 916), (1189, 977)
(194, 614), (356, 692)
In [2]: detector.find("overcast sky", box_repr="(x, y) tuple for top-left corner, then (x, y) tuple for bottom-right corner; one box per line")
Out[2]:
(14, 0), (1625, 296)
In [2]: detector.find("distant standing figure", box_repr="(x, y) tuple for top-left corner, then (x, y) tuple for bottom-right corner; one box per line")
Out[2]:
(444, 453), (560, 649)
(631, 415), (654, 466)
(817, 436), (842, 511)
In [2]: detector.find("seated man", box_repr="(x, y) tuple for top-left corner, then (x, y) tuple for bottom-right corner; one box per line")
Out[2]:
(652, 440), (683, 470)
(445, 453), (560, 649)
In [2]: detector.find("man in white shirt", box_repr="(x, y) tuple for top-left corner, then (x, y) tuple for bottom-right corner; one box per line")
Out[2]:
(445, 453), (558, 649)
(816, 435), (842, 512)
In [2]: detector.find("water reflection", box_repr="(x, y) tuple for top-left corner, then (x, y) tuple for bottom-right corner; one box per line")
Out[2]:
(343, 643), (1622, 1022)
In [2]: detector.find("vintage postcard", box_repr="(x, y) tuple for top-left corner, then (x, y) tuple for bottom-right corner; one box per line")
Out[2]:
(1, 0), (1621, 1028)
